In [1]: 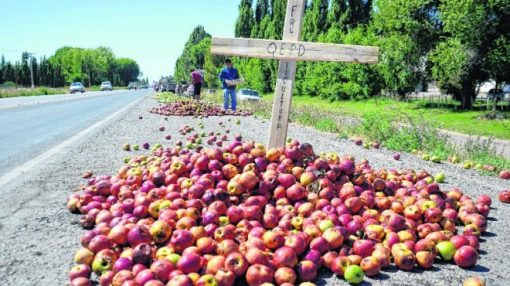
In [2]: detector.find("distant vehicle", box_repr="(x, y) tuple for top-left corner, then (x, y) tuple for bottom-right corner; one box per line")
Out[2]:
(503, 84), (510, 94)
(139, 84), (149, 89)
(487, 88), (504, 101)
(158, 82), (176, 93)
(69, 82), (85, 93)
(100, 81), (112, 91)
(238, 89), (261, 101)
(128, 82), (138, 90)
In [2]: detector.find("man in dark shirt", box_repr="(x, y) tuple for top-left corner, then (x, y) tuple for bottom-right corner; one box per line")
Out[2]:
(219, 59), (239, 111)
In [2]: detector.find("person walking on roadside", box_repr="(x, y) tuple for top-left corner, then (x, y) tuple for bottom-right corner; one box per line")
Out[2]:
(219, 59), (239, 111)
(190, 68), (203, 100)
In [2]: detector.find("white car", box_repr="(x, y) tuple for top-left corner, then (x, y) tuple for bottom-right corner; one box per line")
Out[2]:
(238, 89), (261, 101)
(100, 81), (112, 91)
(69, 82), (85, 93)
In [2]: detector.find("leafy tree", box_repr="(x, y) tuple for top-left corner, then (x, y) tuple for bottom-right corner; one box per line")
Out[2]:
(346, 0), (373, 28)
(255, 0), (270, 23)
(236, 0), (255, 37)
(372, 0), (439, 97)
(487, 36), (510, 88)
(300, 26), (381, 100)
(115, 58), (140, 86)
(3, 62), (15, 85)
(174, 26), (211, 82)
(50, 47), (86, 83)
(186, 26), (210, 48)
(21, 52), (31, 86)
(327, 0), (349, 30)
(269, 0), (286, 40)
(302, 0), (329, 41)
(430, 0), (500, 109)
(0, 55), (5, 83)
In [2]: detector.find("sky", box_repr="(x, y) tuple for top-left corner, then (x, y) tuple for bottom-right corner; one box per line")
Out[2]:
(0, 0), (239, 82)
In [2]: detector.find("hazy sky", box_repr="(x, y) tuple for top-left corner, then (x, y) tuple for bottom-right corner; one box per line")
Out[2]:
(0, 0), (239, 81)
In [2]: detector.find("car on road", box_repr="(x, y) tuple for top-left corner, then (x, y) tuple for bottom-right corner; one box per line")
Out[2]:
(100, 81), (112, 91)
(487, 88), (505, 101)
(128, 82), (138, 90)
(69, 82), (85, 94)
(158, 81), (176, 93)
(238, 89), (261, 101)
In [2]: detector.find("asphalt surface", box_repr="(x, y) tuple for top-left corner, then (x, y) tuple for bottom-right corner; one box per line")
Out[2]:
(0, 89), (150, 174)
(0, 94), (509, 285)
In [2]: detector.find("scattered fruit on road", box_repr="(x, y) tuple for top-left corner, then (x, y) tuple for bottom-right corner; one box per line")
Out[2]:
(67, 129), (494, 286)
(434, 172), (446, 183)
(463, 276), (485, 286)
(499, 190), (510, 203)
(151, 100), (252, 117)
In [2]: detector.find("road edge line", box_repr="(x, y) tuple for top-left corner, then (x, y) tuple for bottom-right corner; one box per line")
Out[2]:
(0, 92), (149, 189)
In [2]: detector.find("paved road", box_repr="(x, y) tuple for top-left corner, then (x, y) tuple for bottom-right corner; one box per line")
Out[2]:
(0, 89), (151, 174)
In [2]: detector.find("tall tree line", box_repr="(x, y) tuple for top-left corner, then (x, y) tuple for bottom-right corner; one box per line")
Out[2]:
(0, 47), (140, 87)
(176, 0), (510, 109)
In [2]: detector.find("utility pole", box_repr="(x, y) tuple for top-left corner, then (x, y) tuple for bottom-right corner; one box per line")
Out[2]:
(28, 52), (36, 89)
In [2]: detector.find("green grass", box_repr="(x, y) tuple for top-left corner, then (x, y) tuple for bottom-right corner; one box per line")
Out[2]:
(0, 87), (68, 98)
(227, 92), (509, 175)
(257, 94), (510, 140)
(0, 85), (128, 98)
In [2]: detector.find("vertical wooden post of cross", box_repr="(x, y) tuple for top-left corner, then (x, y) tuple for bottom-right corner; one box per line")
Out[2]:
(267, 0), (306, 149)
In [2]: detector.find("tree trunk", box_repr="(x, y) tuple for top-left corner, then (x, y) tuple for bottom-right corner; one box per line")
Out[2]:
(459, 79), (476, 109)
(493, 80), (500, 111)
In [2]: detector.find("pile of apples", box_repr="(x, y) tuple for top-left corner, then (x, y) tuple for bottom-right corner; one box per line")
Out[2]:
(151, 100), (252, 117)
(67, 137), (492, 286)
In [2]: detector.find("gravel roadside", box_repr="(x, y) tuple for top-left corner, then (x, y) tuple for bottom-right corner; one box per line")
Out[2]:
(0, 94), (508, 286)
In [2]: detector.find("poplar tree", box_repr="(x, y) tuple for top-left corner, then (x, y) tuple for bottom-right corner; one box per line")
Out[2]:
(255, 0), (270, 23)
(235, 0), (255, 38)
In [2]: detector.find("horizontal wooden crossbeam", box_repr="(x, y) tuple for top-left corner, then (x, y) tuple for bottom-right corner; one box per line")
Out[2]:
(211, 37), (379, 64)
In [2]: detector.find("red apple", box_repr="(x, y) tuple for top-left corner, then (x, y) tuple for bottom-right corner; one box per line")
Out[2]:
(360, 255), (381, 277)
(177, 252), (202, 274)
(273, 246), (298, 268)
(224, 252), (248, 277)
(245, 264), (273, 286)
(331, 256), (351, 276)
(454, 246), (478, 268)
(296, 260), (318, 282)
(274, 267), (297, 285)
(415, 251), (434, 269)
(215, 268), (235, 286)
(69, 264), (91, 281)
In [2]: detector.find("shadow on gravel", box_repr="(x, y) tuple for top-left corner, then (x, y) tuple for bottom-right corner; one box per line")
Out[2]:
(374, 272), (391, 280)
(468, 264), (490, 273)
(410, 265), (441, 274)
(315, 269), (386, 285)
(487, 216), (497, 221)
(483, 231), (497, 237)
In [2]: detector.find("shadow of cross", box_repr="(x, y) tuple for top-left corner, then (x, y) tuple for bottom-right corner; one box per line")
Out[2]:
(211, 0), (379, 148)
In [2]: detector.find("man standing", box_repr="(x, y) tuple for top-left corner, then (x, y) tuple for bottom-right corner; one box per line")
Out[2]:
(219, 59), (239, 111)
(190, 68), (203, 100)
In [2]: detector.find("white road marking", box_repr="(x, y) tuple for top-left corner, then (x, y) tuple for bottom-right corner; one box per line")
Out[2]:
(0, 93), (147, 189)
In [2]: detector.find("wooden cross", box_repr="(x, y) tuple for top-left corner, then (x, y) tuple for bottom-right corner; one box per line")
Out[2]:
(211, 0), (379, 148)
